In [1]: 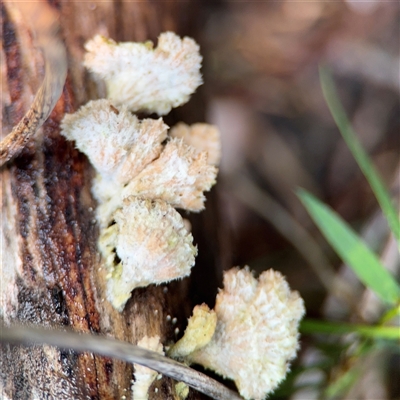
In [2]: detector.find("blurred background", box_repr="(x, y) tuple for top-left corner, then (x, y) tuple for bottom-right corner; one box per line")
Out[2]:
(183, 1), (399, 399)
(2, 1), (398, 399)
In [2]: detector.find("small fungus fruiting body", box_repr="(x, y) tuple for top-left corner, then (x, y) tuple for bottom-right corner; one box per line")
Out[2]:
(132, 336), (164, 400)
(175, 382), (190, 399)
(60, 99), (168, 185)
(169, 267), (306, 400)
(100, 197), (197, 311)
(168, 304), (217, 359)
(84, 32), (202, 115)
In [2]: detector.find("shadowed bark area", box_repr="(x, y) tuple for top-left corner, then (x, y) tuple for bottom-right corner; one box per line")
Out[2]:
(1, 1), (219, 399)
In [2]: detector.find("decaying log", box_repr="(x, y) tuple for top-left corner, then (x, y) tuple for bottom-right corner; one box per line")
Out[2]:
(0, 2), (225, 399)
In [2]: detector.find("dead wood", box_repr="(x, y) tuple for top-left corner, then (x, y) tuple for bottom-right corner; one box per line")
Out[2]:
(0, 2), (223, 399)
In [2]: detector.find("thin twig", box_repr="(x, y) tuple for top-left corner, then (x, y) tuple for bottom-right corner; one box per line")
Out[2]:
(0, 324), (243, 400)
(0, 1), (67, 167)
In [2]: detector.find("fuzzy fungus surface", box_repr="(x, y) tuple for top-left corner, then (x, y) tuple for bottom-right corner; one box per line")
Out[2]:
(123, 138), (217, 212)
(60, 99), (168, 186)
(99, 197), (197, 311)
(170, 267), (305, 400)
(170, 122), (221, 166)
(84, 32), (202, 115)
(61, 99), (218, 227)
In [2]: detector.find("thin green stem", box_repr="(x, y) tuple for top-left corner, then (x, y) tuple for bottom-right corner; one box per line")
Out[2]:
(319, 66), (400, 247)
(379, 303), (400, 325)
(301, 319), (400, 341)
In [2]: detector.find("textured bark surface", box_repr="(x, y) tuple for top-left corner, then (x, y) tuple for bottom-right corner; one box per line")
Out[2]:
(0, 1), (217, 399)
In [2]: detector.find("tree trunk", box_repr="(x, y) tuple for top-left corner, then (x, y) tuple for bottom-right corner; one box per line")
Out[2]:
(0, 1), (219, 399)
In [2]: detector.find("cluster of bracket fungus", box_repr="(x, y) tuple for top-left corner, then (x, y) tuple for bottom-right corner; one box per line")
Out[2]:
(61, 32), (218, 311)
(60, 31), (305, 399)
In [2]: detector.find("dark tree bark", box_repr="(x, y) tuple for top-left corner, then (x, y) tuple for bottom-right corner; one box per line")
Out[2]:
(0, 2), (224, 399)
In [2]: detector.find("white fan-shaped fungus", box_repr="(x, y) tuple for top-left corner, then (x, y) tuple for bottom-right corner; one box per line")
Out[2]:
(99, 197), (197, 311)
(170, 267), (305, 400)
(60, 99), (168, 182)
(84, 32), (202, 115)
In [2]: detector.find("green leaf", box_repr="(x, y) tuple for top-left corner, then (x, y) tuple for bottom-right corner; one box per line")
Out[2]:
(319, 66), (400, 247)
(298, 189), (400, 305)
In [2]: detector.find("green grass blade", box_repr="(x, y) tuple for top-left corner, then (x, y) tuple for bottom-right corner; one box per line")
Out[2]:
(298, 189), (400, 304)
(319, 66), (400, 246)
(301, 319), (400, 341)
(324, 364), (362, 399)
(380, 304), (400, 325)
